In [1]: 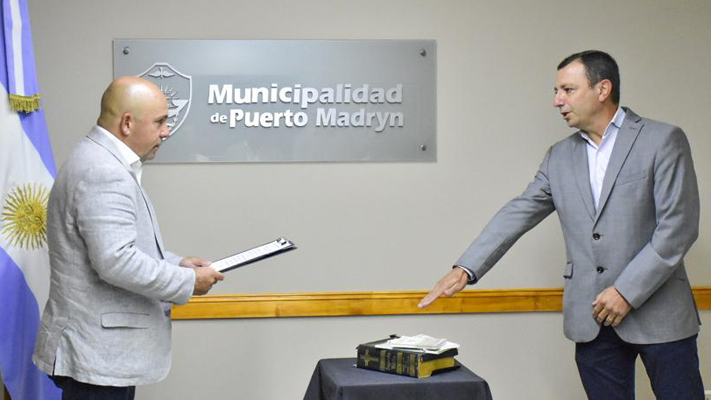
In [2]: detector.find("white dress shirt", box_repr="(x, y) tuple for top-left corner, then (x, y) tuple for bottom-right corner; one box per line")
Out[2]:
(96, 126), (143, 185)
(579, 107), (625, 210)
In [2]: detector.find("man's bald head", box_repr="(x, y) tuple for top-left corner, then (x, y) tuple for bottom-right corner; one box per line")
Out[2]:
(97, 76), (170, 160)
(97, 76), (166, 132)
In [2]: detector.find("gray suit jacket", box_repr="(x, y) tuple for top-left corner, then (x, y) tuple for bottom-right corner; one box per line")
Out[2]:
(33, 127), (196, 386)
(457, 108), (700, 344)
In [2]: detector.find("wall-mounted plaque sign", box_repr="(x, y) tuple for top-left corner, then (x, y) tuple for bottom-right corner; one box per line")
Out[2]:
(114, 40), (436, 163)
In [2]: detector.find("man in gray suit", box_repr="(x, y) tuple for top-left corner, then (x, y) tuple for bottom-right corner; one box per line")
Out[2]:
(419, 51), (704, 399)
(33, 76), (224, 400)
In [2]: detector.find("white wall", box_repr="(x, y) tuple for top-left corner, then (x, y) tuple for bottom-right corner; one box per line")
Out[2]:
(27, 0), (711, 399)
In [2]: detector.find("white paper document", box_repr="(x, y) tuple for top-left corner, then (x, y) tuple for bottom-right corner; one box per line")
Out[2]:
(375, 334), (460, 354)
(210, 237), (297, 273)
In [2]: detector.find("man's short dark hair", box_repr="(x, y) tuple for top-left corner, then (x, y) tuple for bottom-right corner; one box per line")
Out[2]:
(558, 50), (620, 105)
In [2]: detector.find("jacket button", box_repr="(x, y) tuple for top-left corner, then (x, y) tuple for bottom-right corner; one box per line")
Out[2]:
(593, 233), (601, 240)
(596, 266), (605, 273)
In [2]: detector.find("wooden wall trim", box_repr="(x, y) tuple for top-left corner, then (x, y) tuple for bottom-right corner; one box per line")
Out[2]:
(172, 286), (711, 320)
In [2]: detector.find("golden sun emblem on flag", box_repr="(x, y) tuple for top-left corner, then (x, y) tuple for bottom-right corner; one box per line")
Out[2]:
(1, 183), (50, 250)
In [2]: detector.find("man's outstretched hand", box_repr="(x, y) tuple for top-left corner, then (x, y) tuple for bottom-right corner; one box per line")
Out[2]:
(418, 268), (468, 308)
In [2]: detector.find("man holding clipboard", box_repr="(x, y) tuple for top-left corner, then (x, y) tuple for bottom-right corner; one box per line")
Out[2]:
(33, 77), (224, 400)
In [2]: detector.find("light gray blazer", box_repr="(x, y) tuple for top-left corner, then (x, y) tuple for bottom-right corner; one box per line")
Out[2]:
(457, 108), (700, 344)
(33, 127), (196, 386)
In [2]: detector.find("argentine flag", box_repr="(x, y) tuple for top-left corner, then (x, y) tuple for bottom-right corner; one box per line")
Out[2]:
(0, 0), (61, 399)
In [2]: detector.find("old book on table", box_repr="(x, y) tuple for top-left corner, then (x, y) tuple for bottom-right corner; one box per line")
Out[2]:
(356, 338), (459, 378)
(210, 237), (296, 273)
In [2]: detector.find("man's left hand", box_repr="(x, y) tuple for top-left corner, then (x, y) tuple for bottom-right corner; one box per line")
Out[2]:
(592, 286), (631, 327)
(179, 256), (212, 269)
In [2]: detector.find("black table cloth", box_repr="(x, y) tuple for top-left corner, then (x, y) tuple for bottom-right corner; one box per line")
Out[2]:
(303, 358), (493, 400)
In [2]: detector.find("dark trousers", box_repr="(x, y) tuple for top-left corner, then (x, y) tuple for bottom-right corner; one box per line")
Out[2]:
(575, 326), (705, 400)
(51, 375), (136, 400)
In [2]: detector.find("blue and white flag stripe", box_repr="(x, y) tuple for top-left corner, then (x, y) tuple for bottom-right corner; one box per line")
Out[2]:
(1, 0), (61, 399)
(2, 0), (25, 96)
(2, 0), (51, 168)
(3, 0), (40, 98)
(0, 247), (48, 400)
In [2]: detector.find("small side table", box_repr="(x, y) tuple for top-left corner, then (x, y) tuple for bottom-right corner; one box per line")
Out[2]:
(303, 358), (492, 400)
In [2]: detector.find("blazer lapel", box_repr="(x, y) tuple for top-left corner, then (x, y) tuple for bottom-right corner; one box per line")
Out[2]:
(572, 136), (596, 221)
(140, 187), (167, 258)
(594, 108), (643, 222)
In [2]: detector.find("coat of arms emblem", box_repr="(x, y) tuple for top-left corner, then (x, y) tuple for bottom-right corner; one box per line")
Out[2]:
(138, 63), (192, 137)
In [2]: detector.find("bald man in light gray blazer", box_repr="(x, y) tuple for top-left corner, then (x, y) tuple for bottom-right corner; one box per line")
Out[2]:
(420, 51), (703, 400)
(33, 77), (224, 400)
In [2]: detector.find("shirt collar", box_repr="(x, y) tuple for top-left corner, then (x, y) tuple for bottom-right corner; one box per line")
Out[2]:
(579, 107), (626, 148)
(609, 107), (626, 130)
(96, 126), (143, 184)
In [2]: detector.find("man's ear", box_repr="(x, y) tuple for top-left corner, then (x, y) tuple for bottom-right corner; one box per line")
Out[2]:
(119, 112), (133, 137)
(597, 79), (613, 103)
